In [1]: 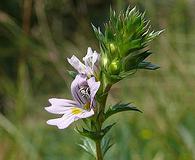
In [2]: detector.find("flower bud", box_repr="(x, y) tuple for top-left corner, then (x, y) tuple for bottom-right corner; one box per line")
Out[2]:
(108, 60), (121, 75)
(102, 55), (109, 68)
(109, 43), (116, 54)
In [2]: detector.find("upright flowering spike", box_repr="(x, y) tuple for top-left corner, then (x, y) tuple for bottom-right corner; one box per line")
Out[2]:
(67, 47), (100, 78)
(44, 6), (162, 159)
(45, 74), (100, 129)
(92, 7), (163, 83)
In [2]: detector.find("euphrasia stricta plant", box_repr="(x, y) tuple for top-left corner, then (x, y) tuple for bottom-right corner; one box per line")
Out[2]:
(45, 6), (163, 160)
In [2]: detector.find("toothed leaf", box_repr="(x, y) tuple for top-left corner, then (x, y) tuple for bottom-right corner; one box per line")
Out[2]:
(105, 103), (142, 119)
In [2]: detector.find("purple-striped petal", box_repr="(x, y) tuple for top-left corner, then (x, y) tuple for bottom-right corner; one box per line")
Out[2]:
(83, 47), (100, 75)
(87, 77), (100, 107)
(67, 55), (86, 74)
(71, 74), (89, 106)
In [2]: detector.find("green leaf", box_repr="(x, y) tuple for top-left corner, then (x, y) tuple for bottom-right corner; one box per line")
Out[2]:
(147, 29), (165, 42)
(105, 103), (142, 119)
(102, 123), (116, 136)
(101, 137), (114, 156)
(67, 70), (77, 79)
(123, 50), (152, 71)
(74, 127), (98, 140)
(78, 137), (114, 158)
(75, 123), (115, 140)
(91, 23), (105, 43)
(78, 137), (96, 158)
(137, 61), (160, 70)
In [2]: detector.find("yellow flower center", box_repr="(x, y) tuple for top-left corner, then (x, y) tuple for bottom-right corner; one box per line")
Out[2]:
(71, 108), (82, 115)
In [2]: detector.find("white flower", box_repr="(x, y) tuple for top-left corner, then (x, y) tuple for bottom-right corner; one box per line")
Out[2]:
(45, 74), (100, 129)
(45, 99), (94, 129)
(67, 47), (100, 77)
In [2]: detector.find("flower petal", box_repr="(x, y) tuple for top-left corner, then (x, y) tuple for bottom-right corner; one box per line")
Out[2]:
(85, 66), (93, 76)
(87, 77), (100, 107)
(45, 106), (73, 114)
(46, 107), (94, 129)
(49, 98), (78, 107)
(71, 74), (88, 105)
(83, 47), (93, 65)
(92, 51), (100, 70)
(76, 108), (94, 119)
(45, 98), (79, 114)
(92, 51), (99, 66)
(67, 55), (86, 74)
(83, 47), (99, 68)
(47, 114), (75, 129)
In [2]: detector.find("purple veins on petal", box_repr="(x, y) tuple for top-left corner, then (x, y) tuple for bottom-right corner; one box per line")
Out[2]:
(87, 77), (100, 107)
(67, 55), (86, 74)
(45, 73), (100, 129)
(67, 47), (100, 77)
(71, 74), (100, 109)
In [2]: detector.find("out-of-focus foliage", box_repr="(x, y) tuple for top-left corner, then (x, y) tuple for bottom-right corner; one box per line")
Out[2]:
(0, 0), (195, 160)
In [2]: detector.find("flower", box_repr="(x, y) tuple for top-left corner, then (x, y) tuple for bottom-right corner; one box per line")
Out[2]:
(45, 74), (100, 129)
(68, 47), (100, 77)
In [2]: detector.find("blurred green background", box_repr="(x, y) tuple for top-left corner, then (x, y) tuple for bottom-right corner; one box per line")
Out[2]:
(0, 0), (195, 159)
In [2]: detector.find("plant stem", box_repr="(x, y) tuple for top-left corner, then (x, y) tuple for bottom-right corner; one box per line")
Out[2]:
(95, 139), (103, 160)
(95, 114), (104, 160)
(95, 83), (111, 160)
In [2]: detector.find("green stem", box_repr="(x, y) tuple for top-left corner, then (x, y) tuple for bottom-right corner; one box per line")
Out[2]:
(94, 113), (104, 160)
(94, 84), (111, 160)
(95, 139), (103, 160)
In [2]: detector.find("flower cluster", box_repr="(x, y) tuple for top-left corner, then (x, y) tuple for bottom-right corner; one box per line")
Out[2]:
(45, 47), (100, 129)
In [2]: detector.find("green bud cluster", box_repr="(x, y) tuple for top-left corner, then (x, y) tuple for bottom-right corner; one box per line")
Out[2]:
(92, 6), (163, 84)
